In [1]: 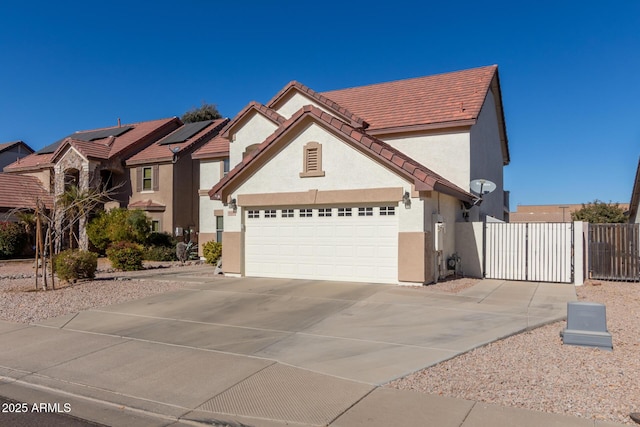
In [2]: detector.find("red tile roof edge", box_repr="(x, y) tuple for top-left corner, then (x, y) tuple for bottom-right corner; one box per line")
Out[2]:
(265, 81), (369, 129)
(209, 105), (476, 203)
(220, 101), (285, 139)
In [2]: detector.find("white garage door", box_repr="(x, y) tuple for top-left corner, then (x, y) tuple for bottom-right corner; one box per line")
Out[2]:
(245, 206), (398, 284)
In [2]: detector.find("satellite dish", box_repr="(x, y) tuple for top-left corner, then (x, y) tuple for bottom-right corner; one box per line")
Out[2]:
(170, 146), (180, 153)
(470, 179), (496, 195)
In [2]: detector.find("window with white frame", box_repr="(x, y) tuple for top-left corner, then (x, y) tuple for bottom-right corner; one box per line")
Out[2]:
(216, 216), (223, 242)
(318, 208), (332, 217)
(379, 206), (396, 216)
(281, 209), (294, 218)
(264, 209), (277, 218)
(299, 209), (313, 217)
(248, 210), (259, 219)
(338, 208), (352, 217)
(358, 207), (373, 216)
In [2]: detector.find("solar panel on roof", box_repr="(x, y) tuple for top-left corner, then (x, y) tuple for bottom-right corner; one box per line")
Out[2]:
(73, 126), (132, 141)
(158, 121), (213, 145)
(35, 126), (133, 154)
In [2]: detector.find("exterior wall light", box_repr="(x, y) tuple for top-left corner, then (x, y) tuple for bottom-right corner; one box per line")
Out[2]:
(229, 198), (237, 211)
(403, 191), (411, 209)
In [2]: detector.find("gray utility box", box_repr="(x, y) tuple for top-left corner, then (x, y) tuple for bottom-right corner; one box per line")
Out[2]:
(562, 302), (613, 351)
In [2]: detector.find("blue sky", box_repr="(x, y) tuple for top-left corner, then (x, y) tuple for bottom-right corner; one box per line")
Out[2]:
(1, 1), (638, 209)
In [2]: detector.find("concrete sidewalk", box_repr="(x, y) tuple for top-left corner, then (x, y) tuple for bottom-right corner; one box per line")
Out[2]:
(0, 277), (626, 426)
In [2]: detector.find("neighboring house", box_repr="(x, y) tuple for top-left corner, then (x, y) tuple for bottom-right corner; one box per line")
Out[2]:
(207, 65), (510, 285)
(629, 157), (640, 223)
(125, 118), (228, 239)
(511, 203), (630, 223)
(0, 141), (34, 171)
(3, 118), (183, 249)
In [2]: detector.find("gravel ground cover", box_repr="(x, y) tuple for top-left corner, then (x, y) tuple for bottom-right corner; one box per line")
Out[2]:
(0, 258), (214, 324)
(389, 279), (640, 425)
(2, 259), (638, 424)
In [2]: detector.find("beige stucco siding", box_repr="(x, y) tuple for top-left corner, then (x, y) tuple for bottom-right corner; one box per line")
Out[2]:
(128, 164), (174, 234)
(470, 90), (505, 220)
(380, 131), (471, 190)
(229, 113), (279, 168)
(225, 122), (423, 233)
(273, 92), (332, 120)
(199, 159), (225, 240)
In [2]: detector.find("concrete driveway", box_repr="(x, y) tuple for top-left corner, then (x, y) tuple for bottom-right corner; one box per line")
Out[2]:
(0, 275), (578, 426)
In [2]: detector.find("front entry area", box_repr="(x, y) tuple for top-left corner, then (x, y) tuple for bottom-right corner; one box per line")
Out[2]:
(244, 206), (399, 283)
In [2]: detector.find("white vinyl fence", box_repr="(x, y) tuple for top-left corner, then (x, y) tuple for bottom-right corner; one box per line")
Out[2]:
(484, 222), (574, 283)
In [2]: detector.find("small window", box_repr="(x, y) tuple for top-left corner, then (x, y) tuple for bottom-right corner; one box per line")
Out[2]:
(248, 210), (260, 219)
(142, 167), (153, 191)
(358, 207), (373, 217)
(281, 209), (294, 218)
(264, 209), (277, 218)
(380, 206), (395, 216)
(151, 220), (160, 232)
(223, 158), (230, 177)
(338, 208), (352, 217)
(299, 209), (313, 218)
(216, 216), (224, 242)
(318, 208), (332, 217)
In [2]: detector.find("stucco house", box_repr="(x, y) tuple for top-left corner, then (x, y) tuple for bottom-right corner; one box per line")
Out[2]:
(125, 118), (228, 239)
(0, 141), (34, 171)
(3, 118), (183, 249)
(206, 65), (510, 285)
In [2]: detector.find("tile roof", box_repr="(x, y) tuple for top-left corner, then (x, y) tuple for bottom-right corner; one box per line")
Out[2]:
(321, 65), (498, 133)
(128, 199), (166, 211)
(193, 102), (284, 160)
(209, 105), (476, 203)
(266, 82), (369, 129)
(126, 118), (228, 166)
(4, 118), (181, 172)
(0, 174), (53, 209)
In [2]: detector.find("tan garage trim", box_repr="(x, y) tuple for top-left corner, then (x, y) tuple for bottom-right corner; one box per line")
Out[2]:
(198, 232), (216, 257)
(398, 232), (434, 283)
(222, 232), (242, 274)
(237, 187), (403, 207)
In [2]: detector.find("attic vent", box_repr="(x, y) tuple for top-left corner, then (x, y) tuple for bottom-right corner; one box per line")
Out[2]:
(300, 141), (325, 178)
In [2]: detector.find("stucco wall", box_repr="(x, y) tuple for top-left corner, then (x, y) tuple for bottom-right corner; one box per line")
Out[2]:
(128, 164), (174, 234)
(470, 90), (506, 221)
(225, 122), (423, 233)
(199, 159), (225, 236)
(272, 92), (331, 120)
(455, 222), (484, 278)
(381, 130), (471, 190)
(229, 113), (279, 168)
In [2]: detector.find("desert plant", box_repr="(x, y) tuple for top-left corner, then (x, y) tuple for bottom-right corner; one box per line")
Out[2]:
(146, 231), (175, 247)
(0, 221), (27, 259)
(202, 241), (222, 265)
(106, 241), (144, 271)
(54, 249), (98, 282)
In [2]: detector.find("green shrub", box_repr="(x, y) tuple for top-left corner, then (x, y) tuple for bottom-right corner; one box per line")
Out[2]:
(54, 249), (98, 282)
(146, 232), (175, 247)
(202, 241), (222, 265)
(143, 245), (177, 261)
(106, 241), (144, 271)
(88, 208), (151, 253)
(0, 221), (27, 259)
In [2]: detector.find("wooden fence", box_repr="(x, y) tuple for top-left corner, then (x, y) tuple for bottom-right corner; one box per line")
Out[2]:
(588, 223), (640, 281)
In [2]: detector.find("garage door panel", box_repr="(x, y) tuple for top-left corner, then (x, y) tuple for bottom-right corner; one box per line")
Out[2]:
(245, 206), (398, 284)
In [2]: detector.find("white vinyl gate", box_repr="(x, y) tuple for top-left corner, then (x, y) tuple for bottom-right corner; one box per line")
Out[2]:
(484, 222), (574, 283)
